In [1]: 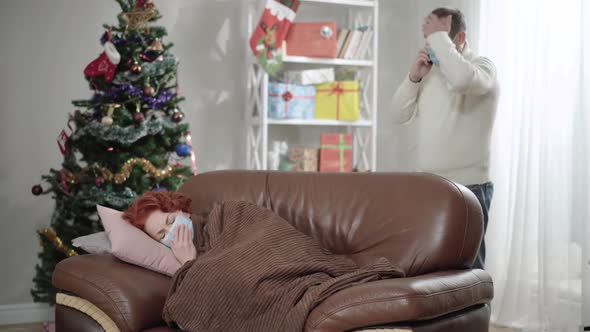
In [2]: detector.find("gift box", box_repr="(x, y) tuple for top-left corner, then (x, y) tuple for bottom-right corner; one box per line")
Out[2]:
(288, 147), (318, 172)
(285, 68), (335, 85)
(285, 22), (338, 58)
(268, 82), (315, 119)
(315, 81), (359, 121)
(319, 133), (353, 173)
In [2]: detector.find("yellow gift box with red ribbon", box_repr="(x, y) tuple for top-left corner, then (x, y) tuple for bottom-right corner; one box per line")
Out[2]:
(315, 81), (360, 121)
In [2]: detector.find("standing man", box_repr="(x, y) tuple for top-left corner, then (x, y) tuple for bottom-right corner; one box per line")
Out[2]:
(391, 8), (499, 270)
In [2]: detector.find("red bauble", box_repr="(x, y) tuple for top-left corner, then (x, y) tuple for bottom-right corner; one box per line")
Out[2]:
(31, 185), (43, 196)
(171, 111), (184, 123)
(133, 112), (145, 123)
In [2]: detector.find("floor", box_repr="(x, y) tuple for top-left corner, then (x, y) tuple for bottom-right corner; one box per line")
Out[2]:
(0, 323), (520, 332)
(0, 323), (45, 332)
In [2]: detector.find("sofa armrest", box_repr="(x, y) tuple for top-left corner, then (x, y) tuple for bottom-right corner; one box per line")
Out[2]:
(53, 254), (172, 332)
(305, 269), (493, 332)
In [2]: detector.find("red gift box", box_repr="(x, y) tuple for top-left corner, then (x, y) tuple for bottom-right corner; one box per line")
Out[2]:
(319, 133), (353, 172)
(285, 22), (338, 58)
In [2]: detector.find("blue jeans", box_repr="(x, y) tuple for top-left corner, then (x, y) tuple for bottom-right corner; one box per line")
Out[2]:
(466, 182), (494, 270)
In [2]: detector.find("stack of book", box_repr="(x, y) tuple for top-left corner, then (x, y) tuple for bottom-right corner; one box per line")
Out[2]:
(335, 26), (373, 60)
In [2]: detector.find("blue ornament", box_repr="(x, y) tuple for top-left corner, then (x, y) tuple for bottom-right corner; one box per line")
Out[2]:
(175, 143), (191, 157)
(152, 186), (168, 192)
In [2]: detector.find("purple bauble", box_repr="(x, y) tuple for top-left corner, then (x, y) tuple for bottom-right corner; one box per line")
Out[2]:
(152, 186), (168, 192)
(175, 143), (191, 157)
(31, 185), (43, 196)
(95, 177), (105, 187)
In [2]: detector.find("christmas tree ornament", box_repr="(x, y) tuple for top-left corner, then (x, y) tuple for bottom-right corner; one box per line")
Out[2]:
(95, 177), (105, 187)
(186, 132), (199, 175)
(143, 84), (155, 96)
(122, 0), (156, 33)
(249, 0), (300, 75)
(57, 118), (75, 156)
(101, 115), (114, 126)
(148, 39), (164, 52)
(133, 102), (145, 123)
(133, 111), (145, 123)
(84, 27), (121, 82)
(156, 55), (164, 62)
(171, 109), (184, 123)
(101, 104), (119, 126)
(152, 186), (168, 192)
(32, 185), (43, 196)
(136, 0), (156, 9)
(131, 62), (142, 74)
(176, 143), (191, 157)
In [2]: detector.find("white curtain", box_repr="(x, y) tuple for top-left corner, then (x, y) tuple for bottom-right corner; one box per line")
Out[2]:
(478, 0), (589, 331)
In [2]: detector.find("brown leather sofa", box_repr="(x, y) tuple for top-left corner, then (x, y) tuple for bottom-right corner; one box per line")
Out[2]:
(52, 171), (493, 332)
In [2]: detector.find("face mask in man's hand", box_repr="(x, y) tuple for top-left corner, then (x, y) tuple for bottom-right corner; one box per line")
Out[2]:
(161, 215), (194, 248)
(426, 47), (439, 65)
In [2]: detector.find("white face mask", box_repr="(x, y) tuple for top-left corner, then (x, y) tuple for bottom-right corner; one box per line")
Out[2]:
(160, 215), (194, 248)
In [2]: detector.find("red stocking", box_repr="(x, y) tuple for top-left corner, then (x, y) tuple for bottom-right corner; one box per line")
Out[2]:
(84, 40), (121, 83)
(249, 0), (300, 75)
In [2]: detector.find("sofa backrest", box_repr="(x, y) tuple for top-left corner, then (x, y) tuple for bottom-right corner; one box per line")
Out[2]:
(178, 171), (483, 277)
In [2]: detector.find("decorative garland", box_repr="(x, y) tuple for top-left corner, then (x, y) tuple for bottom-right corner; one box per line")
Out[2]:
(112, 54), (177, 84)
(37, 228), (78, 257)
(62, 158), (174, 185)
(72, 114), (178, 144)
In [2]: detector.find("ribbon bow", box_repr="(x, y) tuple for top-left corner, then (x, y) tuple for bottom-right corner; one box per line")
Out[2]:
(329, 84), (345, 96)
(282, 91), (293, 102)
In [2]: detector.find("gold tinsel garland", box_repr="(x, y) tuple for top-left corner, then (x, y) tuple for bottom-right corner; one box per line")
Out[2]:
(62, 158), (174, 185)
(37, 228), (78, 257)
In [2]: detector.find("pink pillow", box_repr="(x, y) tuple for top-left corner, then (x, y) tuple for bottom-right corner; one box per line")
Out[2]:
(97, 205), (181, 276)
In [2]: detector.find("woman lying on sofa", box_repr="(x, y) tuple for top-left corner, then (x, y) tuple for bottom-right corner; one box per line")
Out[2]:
(122, 191), (198, 266)
(120, 191), (403, 332)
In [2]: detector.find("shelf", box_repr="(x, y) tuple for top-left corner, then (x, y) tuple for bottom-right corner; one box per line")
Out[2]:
(267, 119), (372, 127)
(283, 56), (373, 67)
(300, 0), (375, 8)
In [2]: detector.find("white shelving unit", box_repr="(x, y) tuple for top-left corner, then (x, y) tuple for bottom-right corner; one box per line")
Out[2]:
(245, 0), (379, 171)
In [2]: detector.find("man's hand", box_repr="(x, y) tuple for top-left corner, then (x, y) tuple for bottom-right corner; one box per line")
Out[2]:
(409, 49), (432, 82)
(171, 224), (197, 265)
(422, 14), (452, 38)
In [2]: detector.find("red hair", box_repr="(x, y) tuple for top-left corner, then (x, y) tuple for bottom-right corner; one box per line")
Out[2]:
(122, 191), (192, 229)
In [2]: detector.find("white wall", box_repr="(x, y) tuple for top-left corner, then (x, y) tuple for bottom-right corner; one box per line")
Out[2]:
(0, 0), (480, 315)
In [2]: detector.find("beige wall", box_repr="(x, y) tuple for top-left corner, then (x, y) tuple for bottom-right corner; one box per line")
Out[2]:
(0, 0), (479, 309)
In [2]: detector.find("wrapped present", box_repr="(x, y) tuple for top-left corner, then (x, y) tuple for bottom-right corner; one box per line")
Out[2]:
(285, 68), (335, 85)
(268, 82), (315, 119)
(319, 133), (353, 173)
(288, 147), (318, 172)
(285, 22), (338, 58)
(315, 81), (359, 121)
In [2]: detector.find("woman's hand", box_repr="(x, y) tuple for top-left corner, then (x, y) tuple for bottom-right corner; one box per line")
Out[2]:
(171, 224), (197, 265)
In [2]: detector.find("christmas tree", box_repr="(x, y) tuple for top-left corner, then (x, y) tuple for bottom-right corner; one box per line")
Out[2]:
(30, 0), (196, 304)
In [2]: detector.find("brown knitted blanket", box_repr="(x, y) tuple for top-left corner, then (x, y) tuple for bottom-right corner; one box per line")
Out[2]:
(162, 201), (404, 332)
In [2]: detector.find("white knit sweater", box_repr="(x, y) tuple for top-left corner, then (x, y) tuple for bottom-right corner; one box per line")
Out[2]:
(392, 31), (500, 185)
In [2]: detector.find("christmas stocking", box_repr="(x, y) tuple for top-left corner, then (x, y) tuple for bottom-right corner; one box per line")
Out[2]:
(249, 0), (300, 76)
(84, 41), (121, 83)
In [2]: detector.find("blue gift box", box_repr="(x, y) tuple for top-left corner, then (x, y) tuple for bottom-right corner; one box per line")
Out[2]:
(268, 82), (316, 119)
